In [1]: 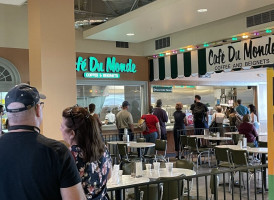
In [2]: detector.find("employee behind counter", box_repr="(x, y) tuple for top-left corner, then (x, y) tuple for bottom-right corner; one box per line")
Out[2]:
(104, 108), (115, 124)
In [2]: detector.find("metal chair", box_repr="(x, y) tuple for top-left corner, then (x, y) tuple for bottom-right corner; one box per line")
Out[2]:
(117, 143), (137, 162)
(145, 139), (167, 162)
(139, 182), (163, 200)
(176, 160), (194, 195)
(137, 137), (146, 143)
(179, 135), (188, 158)
(187, 137), (211, 169)
(214, 147), (233, 191)
(232, 134), (243, 145)
(160, 175), (185, 200)
(230, 149), (257, 192)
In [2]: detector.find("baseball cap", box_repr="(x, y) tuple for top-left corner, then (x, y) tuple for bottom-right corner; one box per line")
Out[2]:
(122, 101), (130, 107)
(5, 83), (46, 113)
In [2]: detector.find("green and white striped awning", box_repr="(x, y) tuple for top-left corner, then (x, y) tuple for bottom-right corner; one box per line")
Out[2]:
(149, 35), (274, 81)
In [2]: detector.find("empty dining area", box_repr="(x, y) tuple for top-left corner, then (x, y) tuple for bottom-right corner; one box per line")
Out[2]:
(104, 126), (268, 200)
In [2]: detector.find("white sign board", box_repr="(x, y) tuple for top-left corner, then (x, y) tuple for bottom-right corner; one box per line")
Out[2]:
(206, 35), (274, 72)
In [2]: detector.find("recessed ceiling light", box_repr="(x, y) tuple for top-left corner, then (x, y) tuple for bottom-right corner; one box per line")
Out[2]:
(126, 33), (135, 36)
(197, 9), (207, 13)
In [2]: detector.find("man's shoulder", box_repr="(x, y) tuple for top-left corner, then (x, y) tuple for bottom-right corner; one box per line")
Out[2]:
(37, 134), (69, 156)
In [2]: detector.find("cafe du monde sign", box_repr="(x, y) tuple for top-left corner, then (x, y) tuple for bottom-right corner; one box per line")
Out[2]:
(76, 56), (137, 79)
(206, 35), (274, 72)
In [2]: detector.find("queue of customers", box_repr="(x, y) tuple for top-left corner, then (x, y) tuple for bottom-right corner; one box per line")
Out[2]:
(0, 84), (260, 199)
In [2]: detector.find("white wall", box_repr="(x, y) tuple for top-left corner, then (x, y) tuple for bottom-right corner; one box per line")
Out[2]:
(0, 4), (28, 49)
(142, 5), (274, 56)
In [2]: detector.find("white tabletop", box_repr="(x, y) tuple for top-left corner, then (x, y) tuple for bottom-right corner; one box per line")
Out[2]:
(107, 175), (150, 189)
(107, 168), (196, 189)
(203, 136), (232, 141)
(216, 145), (251, 150)
(107, 141), (137, 145)
(189, 135), (207, 139)
(128, 142), (155, 148)
(224, 132), (239, 135)
(145, 168), (196, 179)
(248, 147), (268, 154)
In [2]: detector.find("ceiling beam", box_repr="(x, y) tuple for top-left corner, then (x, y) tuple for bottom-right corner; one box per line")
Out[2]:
(130, 0), (140, 11)
(102, 0), (119, 16)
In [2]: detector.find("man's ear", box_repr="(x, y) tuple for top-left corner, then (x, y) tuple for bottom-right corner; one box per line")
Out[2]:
(35, 105), (41, 117)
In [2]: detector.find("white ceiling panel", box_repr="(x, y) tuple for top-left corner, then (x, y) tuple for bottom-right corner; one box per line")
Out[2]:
(0, 0), (26, 6)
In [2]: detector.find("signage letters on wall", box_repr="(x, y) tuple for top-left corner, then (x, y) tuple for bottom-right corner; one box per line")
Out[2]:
(206, 35), (274, 72)
(76, 56), (137, 78)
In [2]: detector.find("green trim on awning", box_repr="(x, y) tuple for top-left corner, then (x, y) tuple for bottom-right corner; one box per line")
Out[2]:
(149, 59), (154, 81)
(184, 52), (191, 77)
(198, 49), (207, 75)
(159, 57), (165, 80)
(170, 54), (178, 79)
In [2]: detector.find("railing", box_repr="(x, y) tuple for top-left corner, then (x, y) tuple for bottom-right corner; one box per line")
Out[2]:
(107, 164), (268, 200)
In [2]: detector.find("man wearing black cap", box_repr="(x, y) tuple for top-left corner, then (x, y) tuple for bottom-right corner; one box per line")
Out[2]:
(0, 84), (85, 200)
(116, 100), (134, 141)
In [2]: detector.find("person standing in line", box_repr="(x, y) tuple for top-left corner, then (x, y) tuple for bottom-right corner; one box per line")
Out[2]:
(153, 99), (168, 140)
(211, 106), (225, 136)
(0, 84), (85, 200)
(116, 101), (134, 141)
(248, 104), (259, 131)
(173, 102), (187, 158)
(236, 99), (250, 116)
(105, 108), (116, 124)
(190, 95), (209, 135)
(141, 105), (161, 154)
(61, 106), (112, 200)
(89, 103), (102, 132)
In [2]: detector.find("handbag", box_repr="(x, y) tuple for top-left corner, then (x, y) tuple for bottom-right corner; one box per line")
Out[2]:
(209, 114), (218, 133)
(138, 117), (149, 132)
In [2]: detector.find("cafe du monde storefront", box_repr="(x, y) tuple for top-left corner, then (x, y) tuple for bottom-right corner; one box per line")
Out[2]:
(75, 52), (149, 124)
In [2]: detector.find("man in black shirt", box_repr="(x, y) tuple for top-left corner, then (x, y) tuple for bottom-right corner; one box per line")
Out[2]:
(190, 95), (209, 135)
(0, 84), (85, 200)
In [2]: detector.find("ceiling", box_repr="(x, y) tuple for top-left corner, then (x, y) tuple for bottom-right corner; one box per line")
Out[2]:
(83, 0), (274, 43)
(74, 0), (156, 28)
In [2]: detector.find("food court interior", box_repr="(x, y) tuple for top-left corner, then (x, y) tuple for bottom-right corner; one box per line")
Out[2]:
(0, 0), (273, 199)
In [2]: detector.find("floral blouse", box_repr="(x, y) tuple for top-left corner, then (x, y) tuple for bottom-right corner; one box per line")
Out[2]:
(71, 145), (112, 200)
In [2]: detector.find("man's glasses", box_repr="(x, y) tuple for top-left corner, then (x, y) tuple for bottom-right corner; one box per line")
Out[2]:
(39, 102), (44, 109)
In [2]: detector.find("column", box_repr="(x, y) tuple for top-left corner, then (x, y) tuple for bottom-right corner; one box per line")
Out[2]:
(28, 0), (76, 140)
(267, 67), (274, 196)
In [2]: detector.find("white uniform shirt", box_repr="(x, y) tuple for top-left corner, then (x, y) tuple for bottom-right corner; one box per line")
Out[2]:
(105, 112), (115, 123)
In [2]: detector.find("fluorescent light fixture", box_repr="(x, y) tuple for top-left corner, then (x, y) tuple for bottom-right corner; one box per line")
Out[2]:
(166, 52), (171, 56)
(126, 33), (135, 36)
(242, 35), (248, 39)
(197, 9), (207, 13)
(187, 47), (193, 51)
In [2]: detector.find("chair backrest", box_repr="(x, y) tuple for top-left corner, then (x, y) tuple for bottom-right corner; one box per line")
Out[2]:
(187, 137), (198, 151)
(139, 183), (162, 200)
(117, 143), (128, 159)
(230, 149), (249, 166)
(232, 134), (243, 145)
(155, 139), (167, 151)
(175, 159), (194, 170)
(122, 162), (132, 175)
(258, 141), (267, 147)
(214, 147), (230, 163)
(160, 175), (184, 200)
(137, 137), (146, 143)
(180, 135), (188, 147)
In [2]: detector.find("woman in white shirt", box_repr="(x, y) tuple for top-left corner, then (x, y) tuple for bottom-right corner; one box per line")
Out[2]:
(212, 106), (225, 136)
(248, 104), (259, 131)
